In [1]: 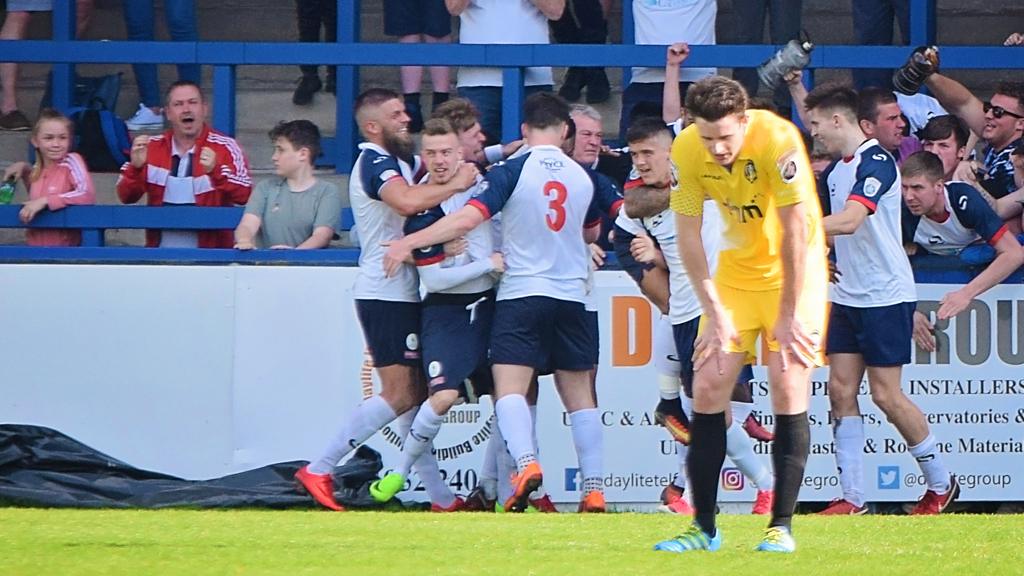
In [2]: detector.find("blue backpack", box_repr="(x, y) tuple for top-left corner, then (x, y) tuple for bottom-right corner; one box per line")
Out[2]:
(65, 104), (131, 172)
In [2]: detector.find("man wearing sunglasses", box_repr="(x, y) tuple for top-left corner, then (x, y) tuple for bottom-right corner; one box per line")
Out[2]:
(893, 48), (1024, 199)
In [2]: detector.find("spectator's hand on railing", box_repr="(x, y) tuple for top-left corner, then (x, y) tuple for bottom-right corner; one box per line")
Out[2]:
(234, 239), (255, 250)
(938, 288), (973, 320)
(270, 245), (293, 249)
(19, 197), (47, 224)
(198, 146), (217, 175)
(913, 310), (936, 352)
(1005, 32), (1024, 46)
(666, 43), (690, 67)
(130, 136), (150, 169)
(3, 161), (28, 182)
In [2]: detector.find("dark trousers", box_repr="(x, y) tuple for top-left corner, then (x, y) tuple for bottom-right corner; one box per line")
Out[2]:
(296, 0), (338, 79)
(851, 0), (910, 90)
(731, 0), (802, 116)
(549, 0), (608, 87)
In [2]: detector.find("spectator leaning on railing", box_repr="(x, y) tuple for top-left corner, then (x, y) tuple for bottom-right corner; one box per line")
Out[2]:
(900, 151), (1023, 352)
(233, 120), (340, 250)
(116, 81), (252, 248)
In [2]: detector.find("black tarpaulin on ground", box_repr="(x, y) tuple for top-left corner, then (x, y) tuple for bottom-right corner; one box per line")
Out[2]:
(0, 424), (390, 509)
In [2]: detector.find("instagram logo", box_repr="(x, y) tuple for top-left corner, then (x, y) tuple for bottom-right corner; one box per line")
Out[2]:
(721, 467), (745, 491)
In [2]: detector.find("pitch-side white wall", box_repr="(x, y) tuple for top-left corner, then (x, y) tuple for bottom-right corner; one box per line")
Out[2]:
(1, 265), (1020, 503)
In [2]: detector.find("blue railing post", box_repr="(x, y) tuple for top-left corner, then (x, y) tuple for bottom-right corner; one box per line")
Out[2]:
(335, 0), (360, 173)
(212, 65), (237, 135)
(50, 0), (75, 111)
(81, 230), (104, 247)
(909, 0), (937, 46)
(621, 0), (634, 88)
(501, 68), (525, 145)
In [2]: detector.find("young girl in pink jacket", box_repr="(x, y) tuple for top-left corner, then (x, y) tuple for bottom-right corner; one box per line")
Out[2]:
(2, 108), (96, 246)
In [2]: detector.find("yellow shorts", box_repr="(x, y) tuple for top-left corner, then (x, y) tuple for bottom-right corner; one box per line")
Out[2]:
(705, 283), (828, 366)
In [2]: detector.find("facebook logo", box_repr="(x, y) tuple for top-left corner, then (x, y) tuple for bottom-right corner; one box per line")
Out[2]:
(877, 466), (900, 490)
(564, 468), (582, 492)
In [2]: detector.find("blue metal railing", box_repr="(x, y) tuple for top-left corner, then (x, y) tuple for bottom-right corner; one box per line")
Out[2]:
(2, 0), (992, 174)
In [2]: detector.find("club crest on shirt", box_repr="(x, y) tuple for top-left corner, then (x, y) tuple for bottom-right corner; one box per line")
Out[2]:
(744, 160), (757, 183)
(777, 149), (799, 183)
(863, 176), (882, 198)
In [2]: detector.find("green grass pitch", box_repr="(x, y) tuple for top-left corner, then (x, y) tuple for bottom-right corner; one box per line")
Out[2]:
(2, 508), (1022, 575)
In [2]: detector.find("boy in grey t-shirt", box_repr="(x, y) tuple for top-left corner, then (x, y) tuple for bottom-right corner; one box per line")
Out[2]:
(234, 120), (341, 249)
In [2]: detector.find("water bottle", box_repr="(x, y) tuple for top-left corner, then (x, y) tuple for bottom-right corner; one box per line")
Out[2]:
(757, 39), (814, 92)
(0, 177), (15, 205)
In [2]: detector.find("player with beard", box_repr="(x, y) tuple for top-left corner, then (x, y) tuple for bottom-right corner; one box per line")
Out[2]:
(383, 93), (604, 513)
(295, 88), (478, 511)
(368, 118), (504, 510)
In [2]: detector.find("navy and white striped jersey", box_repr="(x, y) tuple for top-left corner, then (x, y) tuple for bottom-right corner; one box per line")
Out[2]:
(350, 142), (423, 302)
(468, 144), (595, 303)
(903, 181), (1009, 256)
(826, 139), (915, 307)
(405, 177), (497, 295)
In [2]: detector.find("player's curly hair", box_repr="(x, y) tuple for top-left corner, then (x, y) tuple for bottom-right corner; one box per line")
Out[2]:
(684, 76), (748, 122)
(431, 98), (480, 134)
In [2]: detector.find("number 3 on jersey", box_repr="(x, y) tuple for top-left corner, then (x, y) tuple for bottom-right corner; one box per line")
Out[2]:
(543, 180), (568, 232)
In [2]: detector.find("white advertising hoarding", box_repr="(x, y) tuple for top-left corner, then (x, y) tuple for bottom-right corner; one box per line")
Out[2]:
(0, 264), (1020, 503)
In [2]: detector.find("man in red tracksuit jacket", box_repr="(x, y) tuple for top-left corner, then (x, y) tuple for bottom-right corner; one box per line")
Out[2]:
(117, 80), (252, 248)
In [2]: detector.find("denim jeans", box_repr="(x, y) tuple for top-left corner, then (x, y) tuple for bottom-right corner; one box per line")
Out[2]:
(123, 0), (200, 107)
(851, 0), (910, 90)
(730, 0), (802, 116)
(458, 84), (553, 146)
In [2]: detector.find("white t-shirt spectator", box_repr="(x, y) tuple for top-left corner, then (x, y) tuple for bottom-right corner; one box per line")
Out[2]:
(456, 0), (554, 88)
(631, 0), (717, 84)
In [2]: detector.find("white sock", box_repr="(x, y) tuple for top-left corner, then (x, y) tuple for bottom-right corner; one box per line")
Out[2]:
(653, 314), (681, 381)
(529, 404), (540, 455)
(394, 408), (455, 509)
(658, 374), (681, 401)
(491, 416), (515, 504)
(673, 443), (688, 490)
(680, 394), (693, 419)
(479, 415), (500, 500)
(569, 408), (604, 493)
(730, 401), (754, 427)
(909, 434), (951, 493)
(495, 394), (536, 472)
(726, 419), (773, 490)
(399, 401), (445, 477)
(309, 395), (396, 474)
(834, 416), (866, 507)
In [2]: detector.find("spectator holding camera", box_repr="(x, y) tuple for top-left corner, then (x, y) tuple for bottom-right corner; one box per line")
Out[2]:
(893, 48), (1024, 198)
(234, 120), (340, 250)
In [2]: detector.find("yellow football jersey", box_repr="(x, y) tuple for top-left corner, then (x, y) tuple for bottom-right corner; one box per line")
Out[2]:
(670, 109), (826, 291)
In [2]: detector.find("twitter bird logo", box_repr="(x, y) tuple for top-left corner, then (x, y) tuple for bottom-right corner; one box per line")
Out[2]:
(877, 466), (900, 490)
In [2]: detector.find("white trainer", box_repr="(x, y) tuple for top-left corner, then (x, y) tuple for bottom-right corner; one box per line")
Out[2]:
(126, 104), (164, 131)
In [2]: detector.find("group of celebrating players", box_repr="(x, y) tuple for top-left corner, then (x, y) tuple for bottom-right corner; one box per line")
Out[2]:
(288, 41), (1010, 554)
